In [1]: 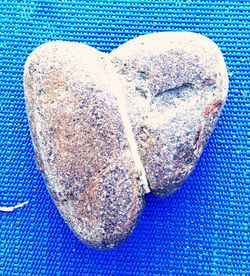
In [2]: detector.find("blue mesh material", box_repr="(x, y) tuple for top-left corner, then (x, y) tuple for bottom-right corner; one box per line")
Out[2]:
(1, 1), (249, 275)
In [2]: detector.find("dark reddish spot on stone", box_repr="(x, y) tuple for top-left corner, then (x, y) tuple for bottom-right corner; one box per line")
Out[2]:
(194, 126), (204, 157)
(204, 100), (223, 117)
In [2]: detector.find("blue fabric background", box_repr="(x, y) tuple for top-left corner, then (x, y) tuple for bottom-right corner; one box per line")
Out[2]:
(1, 0), (249, 275)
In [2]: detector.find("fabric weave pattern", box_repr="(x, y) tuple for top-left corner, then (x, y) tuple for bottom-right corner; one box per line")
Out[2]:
(1, 1), (249, 275)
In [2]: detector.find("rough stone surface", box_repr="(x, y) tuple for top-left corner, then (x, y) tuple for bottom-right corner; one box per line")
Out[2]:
(24, 32), (228, 249)
(24, 43), (145, 249)
(111, 32), (228, 196)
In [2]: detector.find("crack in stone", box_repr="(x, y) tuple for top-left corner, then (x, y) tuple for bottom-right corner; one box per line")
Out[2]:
(108, 59), (150, 194)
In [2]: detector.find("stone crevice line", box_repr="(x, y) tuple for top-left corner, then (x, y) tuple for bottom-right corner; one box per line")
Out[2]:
(107, 58), (150, 194)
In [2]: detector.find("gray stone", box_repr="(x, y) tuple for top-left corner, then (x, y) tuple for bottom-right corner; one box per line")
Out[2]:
(111, 32), (228, 197)
(24, 32), (228, 249)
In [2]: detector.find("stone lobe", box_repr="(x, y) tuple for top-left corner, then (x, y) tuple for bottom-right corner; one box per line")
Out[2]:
(24, 42), (144, 249)
(111, 32), (228, 196)
(24, 32), (228, 249)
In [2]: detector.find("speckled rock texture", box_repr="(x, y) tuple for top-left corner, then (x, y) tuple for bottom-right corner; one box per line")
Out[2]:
(111, 32), (228, 197)
(24, 32), (228, 249)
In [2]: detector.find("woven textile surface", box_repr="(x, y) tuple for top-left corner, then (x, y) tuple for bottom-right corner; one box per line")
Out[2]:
(1, 0), (249, 275)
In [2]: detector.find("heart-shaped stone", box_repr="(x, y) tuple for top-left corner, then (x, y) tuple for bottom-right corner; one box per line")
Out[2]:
(24, 32), (228, 249)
